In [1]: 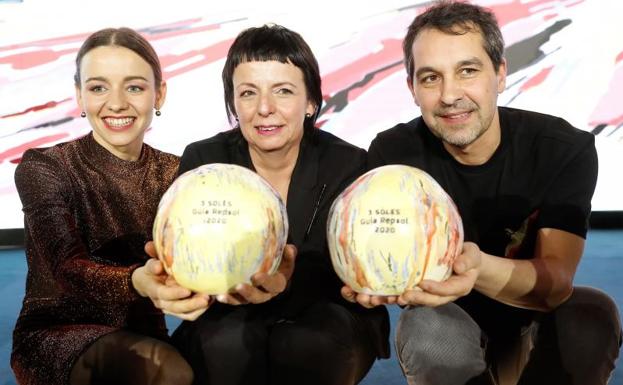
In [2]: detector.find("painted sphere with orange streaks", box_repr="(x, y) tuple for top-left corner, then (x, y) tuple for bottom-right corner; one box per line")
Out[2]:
(153, 163), (288, 294)
(327, 165), (463, 295)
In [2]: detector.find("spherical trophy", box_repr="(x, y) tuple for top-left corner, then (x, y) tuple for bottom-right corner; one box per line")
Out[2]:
(327, 165), (463, 295)
(153, 163), (288, 294)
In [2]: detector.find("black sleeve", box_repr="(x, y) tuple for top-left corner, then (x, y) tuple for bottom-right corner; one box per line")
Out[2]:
(178, 143), (204, 176)
(537, 136), (598, 238)
(178, 135), (233, 177)
(367, 136), (388, 170)
(341, 147), (367, 187)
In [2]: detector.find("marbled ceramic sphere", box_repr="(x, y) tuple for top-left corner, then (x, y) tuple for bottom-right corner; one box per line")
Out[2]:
(153, 163), (288, 294)
(327, 165), (463, 295)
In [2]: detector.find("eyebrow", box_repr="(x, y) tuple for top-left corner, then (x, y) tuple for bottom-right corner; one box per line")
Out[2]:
(84, 76), (150, 83)
(457, 58), (484, 68)
(235, 81), (298, 89)
(414, 57), (484, 78)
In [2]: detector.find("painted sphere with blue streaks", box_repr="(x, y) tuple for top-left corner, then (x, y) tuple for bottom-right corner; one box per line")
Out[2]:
(327, 165), (463, 295)
(153, 163), (288, 294)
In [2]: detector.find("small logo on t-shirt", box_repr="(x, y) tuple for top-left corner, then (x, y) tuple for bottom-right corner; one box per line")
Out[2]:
(504, 210), (540, 259)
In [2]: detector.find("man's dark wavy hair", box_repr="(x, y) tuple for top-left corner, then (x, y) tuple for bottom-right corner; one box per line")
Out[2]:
(403, 0), (505, 80)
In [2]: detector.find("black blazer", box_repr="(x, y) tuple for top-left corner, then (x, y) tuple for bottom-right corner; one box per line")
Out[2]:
(178, 128), (390, 358)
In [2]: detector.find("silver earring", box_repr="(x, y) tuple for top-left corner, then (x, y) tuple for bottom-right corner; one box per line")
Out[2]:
(155, 110), (161, 117)
(80, 111), (86, 118)
(305, 113), (311, 118)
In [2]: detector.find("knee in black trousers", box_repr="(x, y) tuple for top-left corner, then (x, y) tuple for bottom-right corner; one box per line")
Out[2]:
(269, 302), (377, 385)
(172, 301), (378, 385)
(172, 304), (271, 385)
(518, 286), (622, 385)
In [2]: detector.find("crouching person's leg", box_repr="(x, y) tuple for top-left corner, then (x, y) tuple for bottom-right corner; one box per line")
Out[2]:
(396, 303), (488, 385)
(518, 286), (622, 385)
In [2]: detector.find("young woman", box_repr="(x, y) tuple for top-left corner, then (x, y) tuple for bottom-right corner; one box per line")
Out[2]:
(11, 27), (193, 385)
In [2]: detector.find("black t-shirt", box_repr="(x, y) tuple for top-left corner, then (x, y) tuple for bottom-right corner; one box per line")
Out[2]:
(368, 106), (598, 335)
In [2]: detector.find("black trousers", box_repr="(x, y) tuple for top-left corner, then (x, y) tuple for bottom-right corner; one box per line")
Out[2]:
(172, 300), (378, 385)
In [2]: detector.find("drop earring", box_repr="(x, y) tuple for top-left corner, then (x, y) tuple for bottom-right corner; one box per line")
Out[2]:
(155, 110), (161, 116)
(80, 112), (86, 118)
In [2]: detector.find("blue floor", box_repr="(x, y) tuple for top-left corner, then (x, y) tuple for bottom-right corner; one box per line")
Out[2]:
(1, 229), (621, 385)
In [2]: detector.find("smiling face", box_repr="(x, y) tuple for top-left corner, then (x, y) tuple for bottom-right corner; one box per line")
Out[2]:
(75, 45), (166, 160)
(232, 60), (315, 156)
(408, 27), (506, 151)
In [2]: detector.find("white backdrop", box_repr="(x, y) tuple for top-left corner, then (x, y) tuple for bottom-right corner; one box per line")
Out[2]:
(1, 0), (622, 230)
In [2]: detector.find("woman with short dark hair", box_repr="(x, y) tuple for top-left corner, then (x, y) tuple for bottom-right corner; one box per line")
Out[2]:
(155, 24), (390, 385)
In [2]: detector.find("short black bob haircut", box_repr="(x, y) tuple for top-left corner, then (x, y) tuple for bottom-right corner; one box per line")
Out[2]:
(222, 24), (322, 133)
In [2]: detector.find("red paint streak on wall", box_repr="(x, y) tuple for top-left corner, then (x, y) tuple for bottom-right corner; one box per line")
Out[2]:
(488, 0), (585, 27)
(520, 66), (553, 92)
(565, 0), (586, 8)
(0, 32), (90, 53)
(1, 35), (232, 83)
(160, 39), (234, 79)
(143, 22), (220, 42)
(322, 39), (402, 96)
(543, 13), (558, 22)
(0, 19), (220, 71)
(488, 0), (551, 27)
(0, 18), (203, 53)
(594, 114), (623, 127)
(0, 133), (70, 163)
(0, 48), (76, 70)
(0, 98), (71, 119)
(143, 18), (203, 33)
(610, 114), (623, 126)
(588, 66), (623, 126)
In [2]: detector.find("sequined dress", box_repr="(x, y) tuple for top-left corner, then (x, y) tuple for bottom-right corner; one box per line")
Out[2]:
(10, 133), (179, 385)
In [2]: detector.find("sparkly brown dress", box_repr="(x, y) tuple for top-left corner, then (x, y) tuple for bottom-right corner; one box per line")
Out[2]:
(10, 133), (179, 385)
